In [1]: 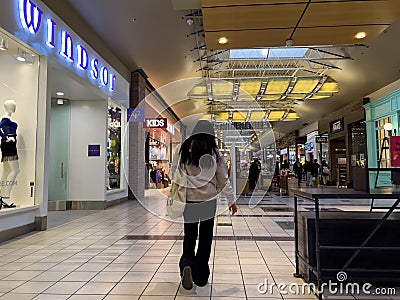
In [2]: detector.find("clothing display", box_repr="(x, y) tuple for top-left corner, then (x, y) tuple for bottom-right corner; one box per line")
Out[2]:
(1, 140), (18, 162)
(0, 117), (17, 141)
(0, 101), (20, 202)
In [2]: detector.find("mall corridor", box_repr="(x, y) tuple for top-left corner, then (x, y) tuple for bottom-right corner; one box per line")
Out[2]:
(0, 190), (396, 300)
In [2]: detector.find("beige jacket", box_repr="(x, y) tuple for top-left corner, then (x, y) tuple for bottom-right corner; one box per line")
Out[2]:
(182, 151), (235, 206)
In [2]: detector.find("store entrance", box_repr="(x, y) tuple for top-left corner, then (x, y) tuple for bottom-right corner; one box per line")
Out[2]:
(48, 100), (70, 209)
(330, 138), (346, 186)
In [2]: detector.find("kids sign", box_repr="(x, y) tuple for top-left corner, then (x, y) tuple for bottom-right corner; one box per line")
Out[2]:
(143, 118), (168, 129)
(18, 0), (116, 92)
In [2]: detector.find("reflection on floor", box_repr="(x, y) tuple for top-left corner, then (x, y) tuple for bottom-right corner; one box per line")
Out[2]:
(0, 189), (397, 299)
(48, 210), (100, 229)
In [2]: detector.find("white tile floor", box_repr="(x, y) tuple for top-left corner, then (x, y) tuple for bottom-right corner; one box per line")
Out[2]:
(0, 189), (398, 299)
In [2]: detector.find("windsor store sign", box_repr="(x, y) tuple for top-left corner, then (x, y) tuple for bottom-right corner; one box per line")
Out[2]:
(14, 0), (120, 93)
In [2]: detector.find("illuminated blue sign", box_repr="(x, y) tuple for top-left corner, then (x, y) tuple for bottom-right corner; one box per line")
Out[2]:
(18, 0), (116, 92)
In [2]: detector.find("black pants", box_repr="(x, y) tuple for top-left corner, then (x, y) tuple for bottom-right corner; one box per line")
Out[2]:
(296, 172), (302, 185)
(179, 199), (216, 286)
(249, 179), (256, 192)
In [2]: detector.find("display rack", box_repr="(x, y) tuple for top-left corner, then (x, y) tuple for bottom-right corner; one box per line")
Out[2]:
(292, 187), (400, 300)
(337, 166), (347, 187)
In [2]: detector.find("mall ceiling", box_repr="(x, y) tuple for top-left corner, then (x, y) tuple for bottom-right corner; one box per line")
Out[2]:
(57, 0), (400, 133)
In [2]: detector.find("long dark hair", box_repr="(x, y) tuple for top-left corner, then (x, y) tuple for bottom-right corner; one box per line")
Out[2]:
(179, 120), (220, 168)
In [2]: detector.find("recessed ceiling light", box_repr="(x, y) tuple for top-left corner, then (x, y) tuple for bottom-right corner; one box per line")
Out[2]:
(16, 55), (26, 62)
(56, 91), (64, 96)
(0, 39), (7, 51)
(355, 31), (367, 39)
(132, 18), (137, 22)
(16, 49), (26, 62)
(218, 37), (228, 45)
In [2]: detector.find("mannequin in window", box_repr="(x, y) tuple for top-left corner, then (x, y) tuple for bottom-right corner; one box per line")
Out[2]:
(0, 100), (19, 208)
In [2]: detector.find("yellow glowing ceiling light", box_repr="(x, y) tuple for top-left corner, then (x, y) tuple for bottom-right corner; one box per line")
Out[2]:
(232, 111), (246, 122)
(190, 98), (209, 102)
(249, 111), (266, 121)
(283, 111), (300, 121)
(318, 82), (339, 93)
(199, 114), (213, 121)
(216, 112), (230, 121)
(260, 95), (281, 101)
(212, 81), (234, 96)
(237, 94), (255, 101)
(309, 94), (331, 100)
(286, 94), (306, 100)
(239, 80), (262, 95)
(189, 85), (207, 96)
(292, 78), (319, 94)
(267, 110), (285, 121)
(264, 78), (291, 94)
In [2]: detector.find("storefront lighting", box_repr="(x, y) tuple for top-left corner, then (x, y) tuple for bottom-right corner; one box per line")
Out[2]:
(57, 99), (64, 105)
(0, 39), (7, 51)
(384, 123), (393, 131)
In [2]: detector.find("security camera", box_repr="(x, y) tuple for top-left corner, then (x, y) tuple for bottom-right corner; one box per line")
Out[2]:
(186, 18), (194, 26)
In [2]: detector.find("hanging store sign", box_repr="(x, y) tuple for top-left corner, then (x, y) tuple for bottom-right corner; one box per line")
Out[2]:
(330, 118), (344, 134)
(17, 0), (120, 93)
(390, 136), (400, 167)
(315, 136), (328, 143)
(143, 118), (167, 129)
(127, 108), (145, 122)
(167, 123), (175, 135)
(280, 148), (287, 155)
(305, 142), (314, 152)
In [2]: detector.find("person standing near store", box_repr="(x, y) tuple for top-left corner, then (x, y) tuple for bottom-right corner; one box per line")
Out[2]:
(293, 158), (303, 187)
(312, 159), (320, 186)
(248, 158), (260, 195)
(178, 120), (237, 290)
(304, 160), (313, 187)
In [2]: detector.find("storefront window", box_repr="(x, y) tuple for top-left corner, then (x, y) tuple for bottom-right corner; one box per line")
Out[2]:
(0, 30), (38, 207)
(288, 145), (296, 165)
(319, 134), (329, 164)
(350, 121), (367, 167)
(375, 117), (391, 168)
(149, 137), (167, 160)
(107, 103), (122, 190)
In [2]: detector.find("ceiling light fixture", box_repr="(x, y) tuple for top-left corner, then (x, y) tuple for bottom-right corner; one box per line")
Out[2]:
(16, 49), (26, 62)
(56, 91), (64, 96)
(355, 31), (367, 39)
(0, 39), (7, 51)
(285, 39), (293, 47)
(218, 37), (228, 45)
(57, 99), (64, 105)
(186, 18), (194, 26)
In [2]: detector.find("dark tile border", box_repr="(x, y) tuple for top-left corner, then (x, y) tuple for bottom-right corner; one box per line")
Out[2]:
(123, 235), (293, 241)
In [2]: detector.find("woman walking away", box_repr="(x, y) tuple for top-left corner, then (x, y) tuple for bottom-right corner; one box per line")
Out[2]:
(321, 160), (330, 186)
(178, 120), (237, 290)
